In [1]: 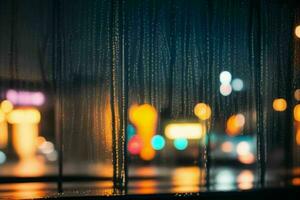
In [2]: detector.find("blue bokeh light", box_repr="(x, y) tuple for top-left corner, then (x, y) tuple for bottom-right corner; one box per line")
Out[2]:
(151, 135), (165, 150)
(127, 124), (136, 140)
(231, 78), (244, 91)
(173, 138), (188, 150)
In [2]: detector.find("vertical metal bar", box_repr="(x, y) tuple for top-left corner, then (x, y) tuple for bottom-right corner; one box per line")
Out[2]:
(53, 0), (63, 193)
(121, 0), (128, 193)
(253, 0), (265, 188)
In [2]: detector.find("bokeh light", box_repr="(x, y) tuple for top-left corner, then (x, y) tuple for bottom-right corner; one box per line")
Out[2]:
(151, 135), (165, 150)
(226, 114), (245, 136)
(37, 136), (46, 146)
(46, 150), (58, 162)
(237, 170), (254, 190)
(0, 110), (5, 123)
(0, 115), (8, 148)
(140, 147), (156, 161)
(173, 138), (188, 150)
(128, 135), (143, 155)
(272, 98), (287, 112)
(38, 141), (54, 154)
(236, 141), (250, 156)
(238, 153), (255, 164)
(292, 178), (300, 186)
(219, 71), (232, 84)
(7, 108), (41, 124)
(165, 123), (204, 139)
(194, 103), (211, 120)
(231, 78), (244, 91)
(215, 169), (235, 191)
(220, 84), (232, 96)
(0, 151), (6, 164)
(294, 104), (300, 122)
(127, 124), (136, 140)
(236, 141), (255, 164)
(296, 25), (300, 38)
(6, 90), (45, 106)
(294, 89), (300, 101)
(221, 141), (233, 153)
(0, 100), (13, 113)
(129, 104), (158, 160)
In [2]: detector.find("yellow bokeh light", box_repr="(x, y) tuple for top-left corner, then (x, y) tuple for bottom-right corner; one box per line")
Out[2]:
(140, 147), (156, 161)
(165, 123), (204, 139)
(7, 108), (41, 124)
(0, 118), (8, 149)
(294, 104), (300, 122)
(129, 104), (157, 126)
(226, 114), (245, 136)
(0, 100), (13, 113)
(12, 123), (39, 160)
(0, 110), (5, 123)
(295, 25), (300, 38)
(194, 103), (211, 120)
(272, 98), (287, 112)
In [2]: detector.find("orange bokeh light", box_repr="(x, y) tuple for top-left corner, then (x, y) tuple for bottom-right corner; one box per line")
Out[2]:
(221, 141), (233, 153)
(226, 114), (245, 136)
(272, 98), (287, 112)
(140, 147), (156, 161)
(294, 104), (300, 122)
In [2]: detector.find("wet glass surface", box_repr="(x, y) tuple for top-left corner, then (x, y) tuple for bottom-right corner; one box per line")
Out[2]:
(0, 0), (300, 199)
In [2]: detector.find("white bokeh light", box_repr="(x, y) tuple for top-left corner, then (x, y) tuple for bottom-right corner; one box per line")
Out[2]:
(219, 71), (232, 84)
(232, 78), (244, 91)
(220, 84), (232, 96)
(0, 151), (6, 165)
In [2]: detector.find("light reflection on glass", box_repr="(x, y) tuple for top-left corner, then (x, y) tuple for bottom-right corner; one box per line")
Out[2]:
(171, 167), (202, 193)
(237, 170), (254, 190)
(131, 180), (159, 194)
(2, 183), (47, 199)
(215, 169), (235, 191)
(13, 158), (46, 177)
